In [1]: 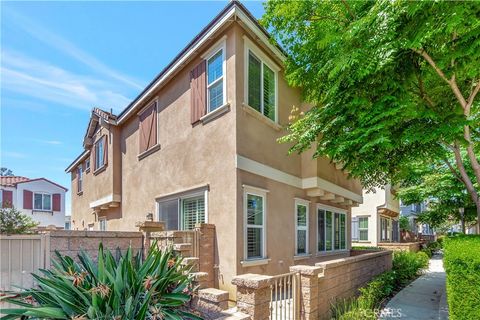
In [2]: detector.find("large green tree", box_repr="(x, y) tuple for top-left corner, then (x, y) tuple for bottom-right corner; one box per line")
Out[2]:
(397, 158), (477, 233)
(263, 0), (480, 226)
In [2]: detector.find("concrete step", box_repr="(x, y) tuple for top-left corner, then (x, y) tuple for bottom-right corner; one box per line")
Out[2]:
(191, 271), (209, 289)
(173, 243), (192, 252)
(181, 257), (199, 272)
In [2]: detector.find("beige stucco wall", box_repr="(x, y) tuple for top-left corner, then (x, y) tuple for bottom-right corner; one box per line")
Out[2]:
(70, 21), (363, 300)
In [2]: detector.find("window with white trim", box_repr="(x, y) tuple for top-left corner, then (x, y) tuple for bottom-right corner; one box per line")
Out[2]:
(359, 217), (368, 241)
(157, 190), (207, 231)
(34, 192), (52, 211)
(295, 200), (309, 255)
(85, 159), (90, 172)
(99, 218), (107, 231)
(247, 49), (277, 122)
(244, 187), (266, 260)
(317, 207), (346, 252)
(77, 165), (83, 193)
(94, 137), (105, 170)
(206, 46), (225, 112)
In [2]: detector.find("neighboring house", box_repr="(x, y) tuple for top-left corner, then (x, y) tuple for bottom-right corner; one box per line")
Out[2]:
(400, 201), (434, 235)
(65, 1), (363, 297)
(0, 176), (67, 229)
(351, 185), (400, 246)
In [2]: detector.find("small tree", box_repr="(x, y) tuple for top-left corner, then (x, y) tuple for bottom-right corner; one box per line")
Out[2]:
(399, 216), (410, 231)
(0, 205), (39, 234)
(0, 167), (14, 176)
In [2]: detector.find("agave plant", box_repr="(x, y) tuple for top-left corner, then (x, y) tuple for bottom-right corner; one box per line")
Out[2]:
(1, 242), (202, 319)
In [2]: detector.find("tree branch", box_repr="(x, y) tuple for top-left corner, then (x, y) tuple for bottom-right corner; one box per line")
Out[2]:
(443, 158), (463, 184)
(414, 71), (435, 108)
(341, 0), (356, 19)
(466, 81), (480, 115)
(452, 142), (479, 204)
(412, 48), (467, 108)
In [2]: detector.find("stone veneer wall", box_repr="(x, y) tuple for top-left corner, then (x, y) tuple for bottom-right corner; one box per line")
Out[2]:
(379, 242), (420, 252)
(232, 250), (392, 320)
(48, 230), (144, 262)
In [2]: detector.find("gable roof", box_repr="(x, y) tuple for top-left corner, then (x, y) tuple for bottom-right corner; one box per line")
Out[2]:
(66, 0), (286, 172)
(0, 176), (68, 191)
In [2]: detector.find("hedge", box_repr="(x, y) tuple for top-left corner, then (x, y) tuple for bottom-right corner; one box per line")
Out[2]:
(443, 235), (480, 320)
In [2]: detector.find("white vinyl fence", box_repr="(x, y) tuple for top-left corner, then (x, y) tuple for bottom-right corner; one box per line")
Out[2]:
(0, 234), (50, 292)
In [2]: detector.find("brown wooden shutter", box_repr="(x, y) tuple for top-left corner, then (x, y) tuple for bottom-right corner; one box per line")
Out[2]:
(190, 60), (207, 124)
(2, 190), (13, 208)
(139, 103), (158, 153)
(23, 190), (33, 209)
(52, 193), (61, 211)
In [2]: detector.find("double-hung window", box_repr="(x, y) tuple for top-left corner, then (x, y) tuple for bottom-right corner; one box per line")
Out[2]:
(94, 136), (106, 170)
(77, 165), (83, 193)
(34, 193), (52, 211)
(246, 42), (277, 122)
(295, 200), (309, 255)
(317, 207), (346, 252)
(359, 217), (369, 241)
(206, 46), (225, 112)
(157, 188), (207, 231)
(244, 187), (267, 260)
(99, 218), (107, 231)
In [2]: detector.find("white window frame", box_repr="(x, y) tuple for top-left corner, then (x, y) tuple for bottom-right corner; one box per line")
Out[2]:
(203, 38), (227, 113)
(243, 36), (279, 123)
(77, 165), (83, 193)
(316, 204), (347, 253)
(243, 185), (268, 261)
(94, 136), (106, 171)
(99, 217), (107, 231)
(33, 192), (52, 211)
(85, 158), (90, 172)
(358, 216), (369, 241)
(156, 187), (209, 231)
(295, 199), (310, 256)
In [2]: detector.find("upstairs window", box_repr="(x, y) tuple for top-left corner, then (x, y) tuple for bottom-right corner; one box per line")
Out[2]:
(206, 48), (225, 112)
(77, 165), (83, 193)
(85, 158), (90, 172)
(34, 192), (52, 211)
(99, 218), (107, 231)
(94, 136), (107, 171)
(247, 49), (277, 122)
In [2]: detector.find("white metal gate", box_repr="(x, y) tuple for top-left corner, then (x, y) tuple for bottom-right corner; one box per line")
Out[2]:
(0, 234), (50, 292)
(269, 272), (300, 320)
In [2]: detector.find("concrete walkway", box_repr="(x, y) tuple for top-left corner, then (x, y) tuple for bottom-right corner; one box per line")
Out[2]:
(380, 254), (448, 319)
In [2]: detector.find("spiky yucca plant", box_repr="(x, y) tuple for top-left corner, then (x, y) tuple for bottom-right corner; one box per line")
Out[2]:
(1, 243), (202, 319)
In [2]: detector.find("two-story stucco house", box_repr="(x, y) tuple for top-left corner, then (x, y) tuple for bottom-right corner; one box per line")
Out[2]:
(65, 1), (363, 297)
(351, 185), (400, 246)
(0, 176), (67, 229)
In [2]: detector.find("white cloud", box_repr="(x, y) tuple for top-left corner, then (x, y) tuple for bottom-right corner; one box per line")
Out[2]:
(5, 7), (144, 90)
(39, 140), (63, 145)
(1, 51), (132, 112)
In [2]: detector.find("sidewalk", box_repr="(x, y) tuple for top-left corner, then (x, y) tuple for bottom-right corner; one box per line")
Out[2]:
(380, 253), (448, 319)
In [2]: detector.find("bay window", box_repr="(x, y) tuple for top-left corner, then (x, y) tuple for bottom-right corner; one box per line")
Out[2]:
(317, 207), (347, 252)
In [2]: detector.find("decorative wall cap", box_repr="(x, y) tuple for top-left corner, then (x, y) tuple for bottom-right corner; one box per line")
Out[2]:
(232, 273), (273, 289)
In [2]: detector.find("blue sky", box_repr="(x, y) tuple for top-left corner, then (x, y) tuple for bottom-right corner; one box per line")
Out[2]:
(1, 1), (265, 215)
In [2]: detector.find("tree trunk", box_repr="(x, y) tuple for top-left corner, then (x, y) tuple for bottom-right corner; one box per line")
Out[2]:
(460, 209), (465, 234)
(476, 201), (480, 234)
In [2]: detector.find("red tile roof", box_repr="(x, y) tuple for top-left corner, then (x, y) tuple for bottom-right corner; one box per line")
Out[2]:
(0, 176), (30, 187)
(0, 176), (68, 191)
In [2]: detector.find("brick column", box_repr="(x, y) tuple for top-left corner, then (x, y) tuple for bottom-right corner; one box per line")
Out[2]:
(136, 221), (165, 257)
(232, 274), (272, 320)
(196, 223), (216, 288)
(289, 265), (323, 320)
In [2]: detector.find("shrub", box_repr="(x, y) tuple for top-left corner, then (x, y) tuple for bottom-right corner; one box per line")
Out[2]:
(1, 243), (201, 319)
(357, 271), (396, 308)
(399, 216), (410, 231)
(392, 251), (428, 286)
(0, 206), (39, 234)
(331, 298), (376, 320)
(443, 235), (480, 320)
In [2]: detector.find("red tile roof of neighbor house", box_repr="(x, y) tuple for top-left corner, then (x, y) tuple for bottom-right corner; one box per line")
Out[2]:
(0, 176), (68, 191)
(0, 176), (30, 187)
